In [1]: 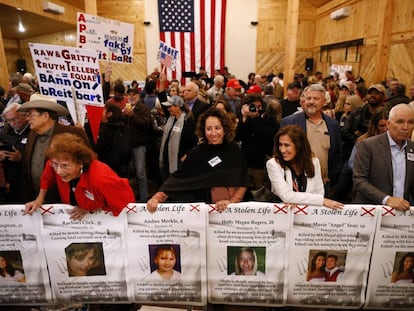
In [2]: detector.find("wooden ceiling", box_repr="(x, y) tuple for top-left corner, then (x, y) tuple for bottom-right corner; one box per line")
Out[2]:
(0, 0), (332, 40)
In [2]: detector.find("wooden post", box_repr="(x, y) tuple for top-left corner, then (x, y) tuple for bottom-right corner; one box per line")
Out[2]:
(84, 0), (98, 15)
(283, 0), (299, 93)
(0, 27), (9, 89)
(372, 0), (393, 83)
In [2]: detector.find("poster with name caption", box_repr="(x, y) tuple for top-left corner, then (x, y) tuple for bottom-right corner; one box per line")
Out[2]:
(77, 12), (134, 63)
(286, 204), (378, 308)
(365, 207), (414, 309)
(125, 203), (207, 305)
(208, 202), (291, 306)
(29, 42), (103, 125)
(40, 204), (130, 303)
(0, 205), (51, 304)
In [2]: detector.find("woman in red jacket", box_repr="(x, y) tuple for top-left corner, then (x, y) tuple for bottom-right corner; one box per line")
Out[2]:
(25, 132), (135, 220)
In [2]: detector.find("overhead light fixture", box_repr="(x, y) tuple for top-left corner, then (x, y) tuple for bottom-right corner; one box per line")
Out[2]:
(18, 21), (26, 33)
(42, 0), (65, 14)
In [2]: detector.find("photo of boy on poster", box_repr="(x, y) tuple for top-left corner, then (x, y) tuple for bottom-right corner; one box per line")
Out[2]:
(64, 242), (106, 277)
(147, 244), (182, 283)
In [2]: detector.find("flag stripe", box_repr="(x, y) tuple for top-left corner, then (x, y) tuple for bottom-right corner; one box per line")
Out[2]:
(158, 0), (226, 81)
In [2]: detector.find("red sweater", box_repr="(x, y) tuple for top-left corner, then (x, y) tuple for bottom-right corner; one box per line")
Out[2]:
(41, 160), (135, 216)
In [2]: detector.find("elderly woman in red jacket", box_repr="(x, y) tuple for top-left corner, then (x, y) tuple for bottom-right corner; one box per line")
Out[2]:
(25, 132), (135, 220)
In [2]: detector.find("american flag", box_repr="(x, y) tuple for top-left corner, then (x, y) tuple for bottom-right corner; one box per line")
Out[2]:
(158, 0), (227, 81)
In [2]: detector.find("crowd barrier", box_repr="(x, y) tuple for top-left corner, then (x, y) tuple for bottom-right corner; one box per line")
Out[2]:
(0, 202), (413, 310)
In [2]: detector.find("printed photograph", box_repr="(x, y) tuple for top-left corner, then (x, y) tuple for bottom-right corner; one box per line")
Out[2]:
(65, 242), (106, 277)
(0, 250), (25, 283)
(307, 249), (347, 282)
(391, 252), (414, 283)
(227, 246), (266, 276)
(147, 244), (182, 282)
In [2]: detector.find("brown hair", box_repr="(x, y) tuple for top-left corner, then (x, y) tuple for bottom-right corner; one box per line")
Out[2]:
(46, 133), (96, 169)
(273, 125), (315, 177)
(196, 107), (236, 143)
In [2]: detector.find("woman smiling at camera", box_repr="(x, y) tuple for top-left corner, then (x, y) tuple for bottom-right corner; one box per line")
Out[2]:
(266, 125), (343, 209)
(147, 107), (250, 212)
(24, 132), (135, 220)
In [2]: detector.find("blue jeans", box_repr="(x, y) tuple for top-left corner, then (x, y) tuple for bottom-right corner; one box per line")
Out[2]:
(131, 145), (148, 200)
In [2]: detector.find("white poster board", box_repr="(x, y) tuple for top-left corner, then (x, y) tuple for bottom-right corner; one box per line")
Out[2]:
(286, 204), (378, 308)
(40, 204), (130, 303)
(207, 202), (291, 306)
(0, 205), (51, 304)
(126, 203), (207, 305)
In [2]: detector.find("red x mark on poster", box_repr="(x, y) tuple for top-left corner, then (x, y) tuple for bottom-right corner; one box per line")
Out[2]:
(294, 205), (308, 215)
(40, 205), (54, 215)
(273, 204), (288, 214)
(361, 206), (375, 217)
(126, 205), (137, 213)
(190, 204), (200, 212)
(382, 206), (395, 216)
(208, 204), (218, 214)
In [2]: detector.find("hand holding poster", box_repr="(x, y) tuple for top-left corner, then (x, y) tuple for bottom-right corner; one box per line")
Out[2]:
(77, 13), (134, 63)
(0, 205), (51, 304)
(40, 204), (129, 303)
(208, 202), (291, 306)
(366, 207), (414, 309)
(286, 204), (378, 308)
(125, 203), (207, 306)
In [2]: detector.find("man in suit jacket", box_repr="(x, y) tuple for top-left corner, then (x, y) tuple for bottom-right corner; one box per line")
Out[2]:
(280, 84), (342, 187)
(353, 104), (414, 211)
(183, 81), (210, 122)
(18, 94), (90, 202)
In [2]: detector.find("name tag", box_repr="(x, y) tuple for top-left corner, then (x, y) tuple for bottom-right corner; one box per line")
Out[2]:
(208, 156), (222, 167)
(408, 152), (414, 161)
(85, 190), (95, 201)
(172, 126), (181, 132)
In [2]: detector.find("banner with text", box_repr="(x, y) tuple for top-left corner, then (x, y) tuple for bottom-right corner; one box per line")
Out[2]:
(125, 203), (207, 305)
(157, 41), (179, 71)
(77, 12), (134, 63)
(365, 207), (414, 309)
(29, 42), (103, 124)
(40, 204), (129, 303)
(207, 202), (291, 306)
(0, 205), (51, 304)
(286, 204), (379, 308)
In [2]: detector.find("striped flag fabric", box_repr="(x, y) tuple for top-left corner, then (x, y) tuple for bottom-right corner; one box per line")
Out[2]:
(158, 0), (227, 81)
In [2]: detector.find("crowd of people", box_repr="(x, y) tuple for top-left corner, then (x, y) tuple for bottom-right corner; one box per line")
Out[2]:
(0, 66), (413, 217)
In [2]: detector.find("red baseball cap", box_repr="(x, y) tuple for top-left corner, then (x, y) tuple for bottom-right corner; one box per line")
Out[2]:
(226, 79), (242, 89)
(246, 84), (262, 94)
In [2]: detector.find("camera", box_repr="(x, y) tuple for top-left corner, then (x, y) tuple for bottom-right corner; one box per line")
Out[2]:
(249, 103), (257, 112)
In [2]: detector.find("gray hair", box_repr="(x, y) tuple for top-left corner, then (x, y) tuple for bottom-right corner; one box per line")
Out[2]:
(388, 103), (414, 121)
(304, 83), (326, 93)
(214, 75), (224, 83)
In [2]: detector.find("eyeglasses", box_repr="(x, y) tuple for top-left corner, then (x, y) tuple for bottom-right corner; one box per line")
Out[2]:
(49, 161), (75, 171)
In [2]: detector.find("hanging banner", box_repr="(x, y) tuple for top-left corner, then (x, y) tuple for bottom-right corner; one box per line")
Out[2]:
(286, 204), (379, 308)
(40, 204), (130, 303)
(365, 207), (414, 309)
(0, 205), (51, 304)
(207, 202), (291, 306)
(77, 12), (134, 63)
(125, 203), (207, 306)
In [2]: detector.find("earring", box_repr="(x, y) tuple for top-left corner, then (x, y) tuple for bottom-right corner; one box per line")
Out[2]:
(80, 166), (83, 174)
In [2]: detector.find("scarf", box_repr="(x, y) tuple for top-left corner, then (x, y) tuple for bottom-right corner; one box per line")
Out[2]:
(159, 112), (186, 174)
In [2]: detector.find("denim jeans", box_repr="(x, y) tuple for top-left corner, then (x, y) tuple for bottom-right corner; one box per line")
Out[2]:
(131, 145), (148, 200)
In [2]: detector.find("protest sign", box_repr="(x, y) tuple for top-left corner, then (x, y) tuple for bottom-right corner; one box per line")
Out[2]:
(125, 203), (207, 306)
(40, 204), (130, 303)
(77, 12), (134, 63)
(365, 207), (414, 309)
(286, 204), (378, 308)
(157, 41), (179, 71)
(207, 202), (291, 306)
(0, 205), (51, 304)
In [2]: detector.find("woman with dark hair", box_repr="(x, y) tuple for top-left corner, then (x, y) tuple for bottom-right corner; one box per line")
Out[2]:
(24, 132), (135, 220)
(65, 243), (105, 277)
(307, 251), (327, 282)
(266, 125), (343, 209)
(147, 107), (250, 212)
(0, 252), (25, 283)
(391, 253), (414, 283)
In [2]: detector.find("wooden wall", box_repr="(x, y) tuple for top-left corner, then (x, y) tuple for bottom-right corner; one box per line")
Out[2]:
(257, 0), (414, 88)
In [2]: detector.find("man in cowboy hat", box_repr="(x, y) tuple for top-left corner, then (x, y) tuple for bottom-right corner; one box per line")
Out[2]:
(17, 93), (90, 202)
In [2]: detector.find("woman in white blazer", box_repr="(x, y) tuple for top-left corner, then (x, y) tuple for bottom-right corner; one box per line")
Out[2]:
(266, 125), (343, 209)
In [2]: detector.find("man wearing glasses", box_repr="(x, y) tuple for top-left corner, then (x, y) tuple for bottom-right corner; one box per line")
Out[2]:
(17, 94), (89, 202)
